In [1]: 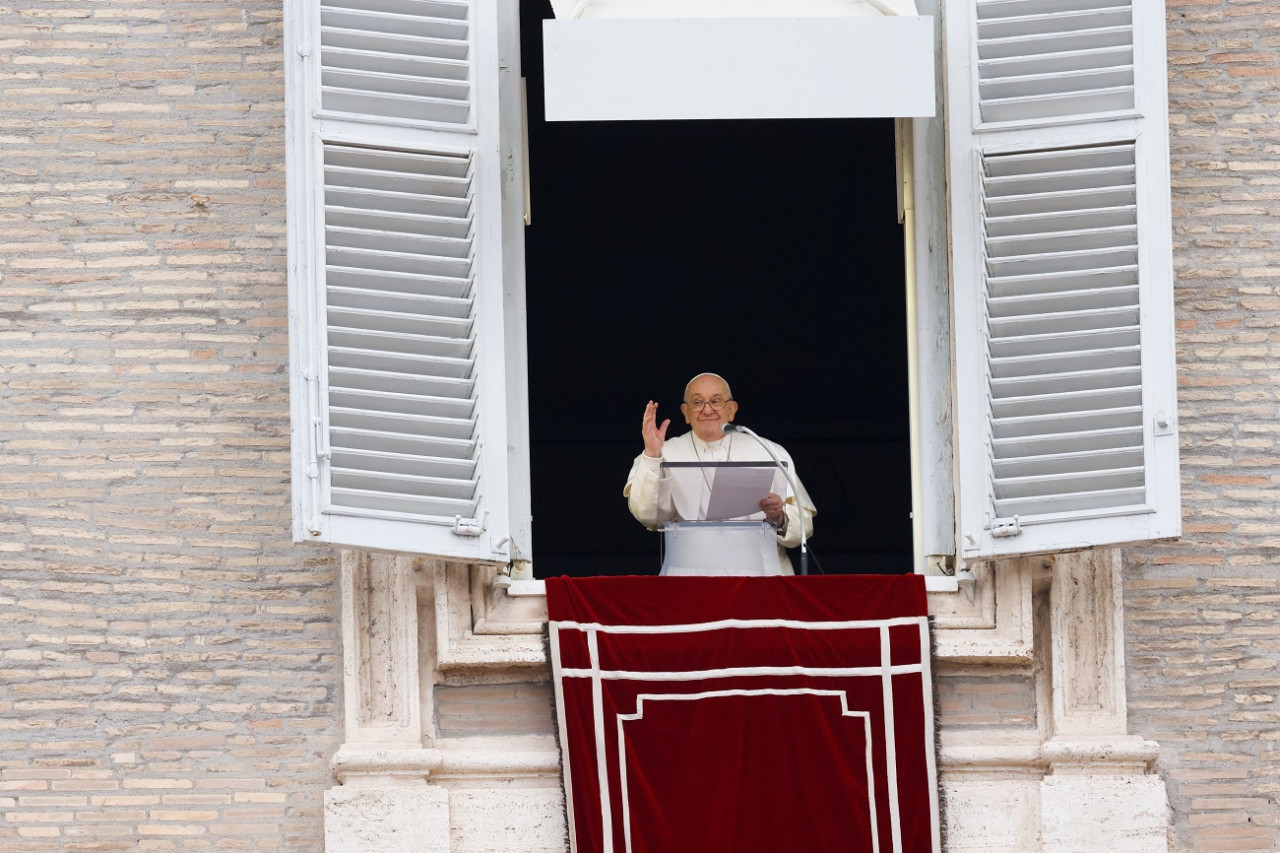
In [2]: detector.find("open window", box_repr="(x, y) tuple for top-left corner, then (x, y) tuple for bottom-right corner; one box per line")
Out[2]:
(520, 112), (917, 573)
(283, 0), (1180, 572)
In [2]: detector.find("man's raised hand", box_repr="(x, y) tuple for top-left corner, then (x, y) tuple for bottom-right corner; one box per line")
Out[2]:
(641, 400), (670, 458)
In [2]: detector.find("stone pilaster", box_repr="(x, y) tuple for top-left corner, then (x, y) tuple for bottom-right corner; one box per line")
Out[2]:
(1040, 549), (1168, 853)
(325, 551), (450, 853)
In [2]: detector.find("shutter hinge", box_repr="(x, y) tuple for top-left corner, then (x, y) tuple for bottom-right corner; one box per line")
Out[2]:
(991, 516), (1022, 538)
(301, 365), (330, 465)
(301, 364), (328, 540)
(452, 511), (487, 537)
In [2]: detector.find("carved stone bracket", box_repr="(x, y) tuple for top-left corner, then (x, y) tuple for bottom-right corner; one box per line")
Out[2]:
(430, 562), (547, 677)
(932, 558), (1035, 661)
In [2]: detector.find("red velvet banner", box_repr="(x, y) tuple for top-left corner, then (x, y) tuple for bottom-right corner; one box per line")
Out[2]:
(547, 575), (940, 853)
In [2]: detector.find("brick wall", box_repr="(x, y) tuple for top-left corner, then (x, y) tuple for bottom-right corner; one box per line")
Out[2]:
(1122, 4), (1280, 852)
(935, 670), (1037, 732)
(0, 1), (343, 850)
(436, 683), (557, 738)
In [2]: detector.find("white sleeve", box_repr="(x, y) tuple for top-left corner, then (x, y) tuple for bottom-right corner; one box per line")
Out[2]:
(623, 452), (663, 530)
(773, 444), (816, 549)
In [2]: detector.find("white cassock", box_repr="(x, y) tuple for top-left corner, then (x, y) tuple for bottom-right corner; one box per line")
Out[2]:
(623, 430), (816, 575)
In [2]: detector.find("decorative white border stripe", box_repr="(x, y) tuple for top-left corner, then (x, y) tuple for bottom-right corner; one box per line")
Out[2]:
(560, 664), (925, 681)
(881, 625), (903, 853)
(554, 615), (926, 634)
(919, 618), (942, 852)
(616, 689), (881, 853)
(589, 629), (614, 853)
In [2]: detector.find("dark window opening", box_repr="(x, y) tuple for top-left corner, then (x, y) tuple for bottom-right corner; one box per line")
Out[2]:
(521, 0), (913, 577)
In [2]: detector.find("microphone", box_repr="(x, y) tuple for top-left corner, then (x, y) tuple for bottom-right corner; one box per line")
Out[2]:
(721, 423), (810, 575)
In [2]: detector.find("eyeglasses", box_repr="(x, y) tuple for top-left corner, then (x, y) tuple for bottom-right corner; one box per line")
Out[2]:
(684, 398), (732, 411)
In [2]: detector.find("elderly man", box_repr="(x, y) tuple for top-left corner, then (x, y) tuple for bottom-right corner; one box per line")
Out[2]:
(623, 372), (816, 575)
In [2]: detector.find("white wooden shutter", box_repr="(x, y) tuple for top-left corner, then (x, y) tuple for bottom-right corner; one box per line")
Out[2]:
(285, 0), (529, 561)
(947, 0), (1179, 560)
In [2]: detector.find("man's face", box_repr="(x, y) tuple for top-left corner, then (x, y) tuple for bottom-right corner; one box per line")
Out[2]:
(681, 376), (738, 442)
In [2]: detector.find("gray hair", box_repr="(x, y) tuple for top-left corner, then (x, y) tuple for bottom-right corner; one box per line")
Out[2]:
(683, 372), (733, 401)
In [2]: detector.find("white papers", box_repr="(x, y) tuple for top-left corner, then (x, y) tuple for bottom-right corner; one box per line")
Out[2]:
(704, 465), (777, 521)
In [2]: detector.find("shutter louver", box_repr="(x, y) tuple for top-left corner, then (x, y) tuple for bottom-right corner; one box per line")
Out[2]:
(320, 0), (471, 125)
(323, 144), (482, 520)
(983, 143), (1145, 519)
(976, 0), (1134, 125)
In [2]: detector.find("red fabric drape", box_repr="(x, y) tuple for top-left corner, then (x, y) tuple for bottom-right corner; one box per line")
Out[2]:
(547, 575), (939, 853)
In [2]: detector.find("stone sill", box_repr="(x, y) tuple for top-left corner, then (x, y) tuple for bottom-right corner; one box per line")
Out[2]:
(503, 575), (959, 596)
(436, 561), (1033, 672)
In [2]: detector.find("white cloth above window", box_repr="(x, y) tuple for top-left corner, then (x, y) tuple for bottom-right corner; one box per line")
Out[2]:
(623, 431), (817, 575)
(552, 0), (917, 20)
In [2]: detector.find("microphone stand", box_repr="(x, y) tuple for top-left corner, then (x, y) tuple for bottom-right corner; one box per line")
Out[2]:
(723, 423), (811, 576)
